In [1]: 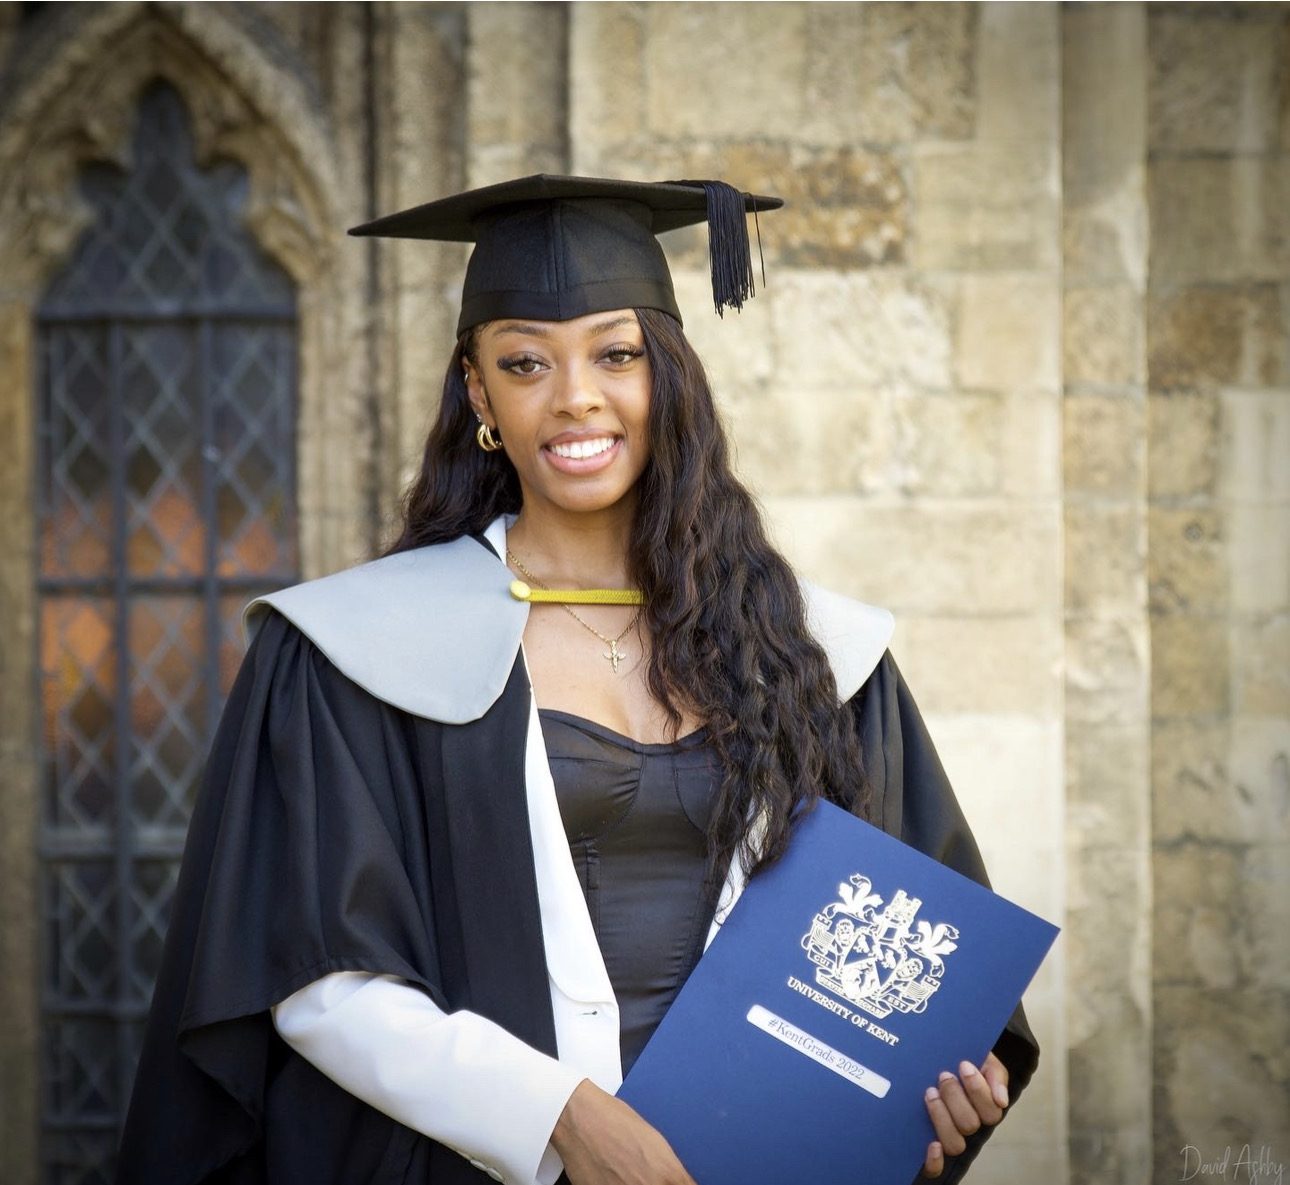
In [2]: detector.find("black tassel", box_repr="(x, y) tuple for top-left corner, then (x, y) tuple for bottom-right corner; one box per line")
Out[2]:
(672, 179), (760, 317)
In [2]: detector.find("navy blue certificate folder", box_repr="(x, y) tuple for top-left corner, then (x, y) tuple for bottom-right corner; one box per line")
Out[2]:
(617, 800), (1059, 1185)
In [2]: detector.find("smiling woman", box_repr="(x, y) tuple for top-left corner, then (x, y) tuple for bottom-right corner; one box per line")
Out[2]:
(117, 175), (1038, 1185)
(465, 311), (653, 521)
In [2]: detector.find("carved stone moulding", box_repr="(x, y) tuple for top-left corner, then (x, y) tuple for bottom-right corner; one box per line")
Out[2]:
(0, 1), (338, 297)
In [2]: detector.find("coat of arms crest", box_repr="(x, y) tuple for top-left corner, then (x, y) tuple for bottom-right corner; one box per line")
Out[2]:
(800, 873), (959, 1019)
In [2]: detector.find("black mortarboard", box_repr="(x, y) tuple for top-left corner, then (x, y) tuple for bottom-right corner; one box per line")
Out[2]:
(348, 174), (783, 335)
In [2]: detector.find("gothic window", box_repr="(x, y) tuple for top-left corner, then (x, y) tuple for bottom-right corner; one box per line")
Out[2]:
(34, 79), (299, 1184)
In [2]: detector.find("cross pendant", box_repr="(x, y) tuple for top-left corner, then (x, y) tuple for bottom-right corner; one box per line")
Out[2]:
(604, 639), (623, 673)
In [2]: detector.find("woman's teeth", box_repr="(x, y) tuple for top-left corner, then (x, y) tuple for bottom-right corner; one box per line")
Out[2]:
(548, 437), (615, 460)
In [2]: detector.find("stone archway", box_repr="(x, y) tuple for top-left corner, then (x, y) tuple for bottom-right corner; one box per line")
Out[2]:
(0, 6), (349, 1179)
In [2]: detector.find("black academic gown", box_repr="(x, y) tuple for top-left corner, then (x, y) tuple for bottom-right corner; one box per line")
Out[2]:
(116, 572), (1037, 1185)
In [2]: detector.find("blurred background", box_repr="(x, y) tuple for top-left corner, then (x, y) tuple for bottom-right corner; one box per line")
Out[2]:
(0, 2), (1285, 1183)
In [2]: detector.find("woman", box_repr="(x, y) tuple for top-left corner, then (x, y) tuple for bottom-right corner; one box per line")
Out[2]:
(117, 176), (1036, 1185)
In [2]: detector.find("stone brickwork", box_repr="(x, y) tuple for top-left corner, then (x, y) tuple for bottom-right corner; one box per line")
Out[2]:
(0, 4), (1286, 1183)
(572, 7), (1068, 1178)
(1062, 9), (1153, 1185)
(1146, 4), (1290, 1180)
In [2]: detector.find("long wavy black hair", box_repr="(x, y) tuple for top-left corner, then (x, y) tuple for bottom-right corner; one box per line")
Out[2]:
(384, 307), (872, 881)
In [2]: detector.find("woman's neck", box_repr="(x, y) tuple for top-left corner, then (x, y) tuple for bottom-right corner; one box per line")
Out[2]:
(505, 503), (635, 588)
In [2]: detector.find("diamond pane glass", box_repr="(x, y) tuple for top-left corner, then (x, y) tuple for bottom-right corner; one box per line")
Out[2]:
(43, 1016), (119, 1121)
(38, 327), (113, 579)
(220, 590), (275, 690)
(42, 84), (295, 317)
(213, 324), (296, 577)
(128, 862), (181, 1005)
(34, 76), (299, 1184)
(40, 598), (117, 831)
(45, 862), (118, 1003)
(121, 324), (204, 577)
(128, 597), (207, 830)
(43, 1130), (118, 1185)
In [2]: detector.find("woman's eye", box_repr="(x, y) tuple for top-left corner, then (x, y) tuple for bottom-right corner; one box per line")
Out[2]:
(498, 354), (545, 375)
(603, 346), (643, 366)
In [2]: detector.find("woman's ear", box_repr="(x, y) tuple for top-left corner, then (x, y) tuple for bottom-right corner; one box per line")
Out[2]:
(463, 364), (492, 424)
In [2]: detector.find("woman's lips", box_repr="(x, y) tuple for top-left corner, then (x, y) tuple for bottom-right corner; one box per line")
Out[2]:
(542, 435), (622, 475)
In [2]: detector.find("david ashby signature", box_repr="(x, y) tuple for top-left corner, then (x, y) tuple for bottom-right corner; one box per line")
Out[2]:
(1181, 1145), (1284, 1185)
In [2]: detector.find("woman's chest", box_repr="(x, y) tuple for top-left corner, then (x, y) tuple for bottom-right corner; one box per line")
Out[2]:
(521, 609), (704, 744)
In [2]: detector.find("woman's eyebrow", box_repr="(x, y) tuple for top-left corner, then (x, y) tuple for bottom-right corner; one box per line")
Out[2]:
(490, 321), (550, 339)
(489, 315), (638, 340)
(587, 315), (638, 336)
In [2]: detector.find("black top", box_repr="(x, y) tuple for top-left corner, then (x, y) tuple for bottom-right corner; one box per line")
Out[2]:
(538, 709), (721, 1076)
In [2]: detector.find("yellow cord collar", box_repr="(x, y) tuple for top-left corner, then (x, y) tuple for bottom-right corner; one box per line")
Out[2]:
(509, 580), (644, 606)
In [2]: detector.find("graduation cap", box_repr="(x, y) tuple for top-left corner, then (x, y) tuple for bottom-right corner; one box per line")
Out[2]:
(348, 174), (783, 335)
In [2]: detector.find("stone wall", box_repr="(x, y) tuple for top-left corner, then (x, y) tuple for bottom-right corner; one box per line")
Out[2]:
(1146, 3), (1290, 1178)
(0, 6), (372, 1181)
(0, 3), (1286, 1183)
(567, 6), (1069, 1177)
(1061, 6), (1153, 1183)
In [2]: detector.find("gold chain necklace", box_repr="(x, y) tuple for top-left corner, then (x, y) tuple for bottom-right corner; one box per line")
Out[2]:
(507, 549), (641, 674)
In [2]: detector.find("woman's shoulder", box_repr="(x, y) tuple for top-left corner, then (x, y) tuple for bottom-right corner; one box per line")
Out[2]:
(797, 579), (894, 702)
(240, 533), (526, 724)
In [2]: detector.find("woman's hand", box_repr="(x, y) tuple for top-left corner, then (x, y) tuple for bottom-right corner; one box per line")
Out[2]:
(552, 1079), (697, 1185)
(920, 1051), (1010, 1179)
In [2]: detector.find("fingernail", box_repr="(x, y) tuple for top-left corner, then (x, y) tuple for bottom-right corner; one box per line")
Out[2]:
(994, 1082), (1010, 1108)
(959, 1060), (978, 1078)
(925, 1086), (940, 1102)
(938, 1070), (956, 1084)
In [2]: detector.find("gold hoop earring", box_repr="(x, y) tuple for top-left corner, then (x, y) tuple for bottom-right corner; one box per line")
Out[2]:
(476, 420), (503, 452)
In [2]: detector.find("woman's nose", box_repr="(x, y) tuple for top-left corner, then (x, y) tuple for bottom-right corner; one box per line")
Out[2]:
(552, 365), (603, 416)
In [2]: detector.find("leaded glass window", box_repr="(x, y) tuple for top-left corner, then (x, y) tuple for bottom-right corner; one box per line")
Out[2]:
(34, 79), (300, 1185)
